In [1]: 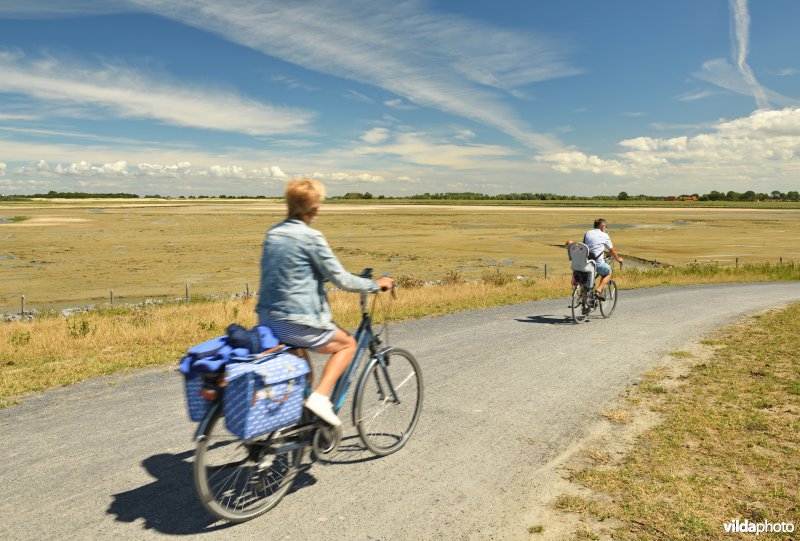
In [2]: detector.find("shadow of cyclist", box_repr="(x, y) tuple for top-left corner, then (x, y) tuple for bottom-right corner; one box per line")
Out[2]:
(515, 315), (577, 325)
(313, 433), (384, 466)
(107, 450), (317, 534)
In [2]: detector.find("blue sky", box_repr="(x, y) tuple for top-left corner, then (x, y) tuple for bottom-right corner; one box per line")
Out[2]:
(0, 0), (798, 196)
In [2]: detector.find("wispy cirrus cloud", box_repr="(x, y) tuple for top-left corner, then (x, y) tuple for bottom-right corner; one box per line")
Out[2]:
(694, 59), (799, 107)
(0, 1), (579, 152)
(676, 88), (717, 102)
(124, 0), (577, 152)
(0, 51), (316, 136)
(693, 1), (800, 110)
(729, 0), (768, 108)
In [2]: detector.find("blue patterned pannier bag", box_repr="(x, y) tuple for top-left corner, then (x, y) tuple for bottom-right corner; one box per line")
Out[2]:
(179, 325), (281, 422)
(223, 351), (310, 440)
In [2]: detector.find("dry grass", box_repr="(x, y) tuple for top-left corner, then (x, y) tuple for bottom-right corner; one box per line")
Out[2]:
(3, 260), (800, 404)
(0, 299), (258, 405)
(601, 409), (632, 424)
(559, 303), (800, 540)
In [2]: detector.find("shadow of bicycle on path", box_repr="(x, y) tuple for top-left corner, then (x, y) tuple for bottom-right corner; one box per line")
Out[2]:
(313, 431), (384, 466)
(107, 449), (317, 535)
(515, 314), (579, 325)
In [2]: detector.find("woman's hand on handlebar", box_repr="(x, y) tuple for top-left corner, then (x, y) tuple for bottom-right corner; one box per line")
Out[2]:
(375, 276), (395, 291)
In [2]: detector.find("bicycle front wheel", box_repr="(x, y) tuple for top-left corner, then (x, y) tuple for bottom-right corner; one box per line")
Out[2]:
(353, 348), (423, 456)
(599, 279), (618, 318)
(571, 286), (588, 323)
(193, 406), (302, 523)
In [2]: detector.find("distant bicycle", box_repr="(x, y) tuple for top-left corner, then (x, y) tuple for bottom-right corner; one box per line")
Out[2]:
(192, 269), (423, 522)
(567, 242), (618, 323)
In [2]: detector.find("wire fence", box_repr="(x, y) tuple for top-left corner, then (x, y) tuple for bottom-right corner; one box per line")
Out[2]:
(5, 255), (798, 319)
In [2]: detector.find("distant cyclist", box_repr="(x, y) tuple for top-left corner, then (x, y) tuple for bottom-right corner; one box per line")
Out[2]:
(256, 178), (394, 427)
(565, 218), (623, 299)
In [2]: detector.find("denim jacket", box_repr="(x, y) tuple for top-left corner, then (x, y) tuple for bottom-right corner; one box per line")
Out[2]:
(256, 218), (378, 330)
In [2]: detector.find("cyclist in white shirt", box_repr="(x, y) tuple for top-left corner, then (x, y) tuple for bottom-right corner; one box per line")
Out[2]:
(566, 218), (624, 299)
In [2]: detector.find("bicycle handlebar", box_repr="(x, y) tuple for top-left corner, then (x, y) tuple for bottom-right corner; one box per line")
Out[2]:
(359, 267), (395, 293)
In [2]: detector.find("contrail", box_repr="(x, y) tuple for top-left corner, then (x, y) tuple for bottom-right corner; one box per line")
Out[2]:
(730, 0), (770, 109)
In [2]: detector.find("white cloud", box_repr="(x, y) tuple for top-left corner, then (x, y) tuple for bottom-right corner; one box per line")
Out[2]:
(454, 129), (476, 141)
(9, 159), (292, 181)
(342, 89), (376, 104)
(676, 88), (717, 102)
(0, 52), (316, 136)
(384, 98), (416, 110)
(537, 151), (628, 176)
(270, 74), (318, 92)
(729, 0), (768, 109)
(0, 162), (6, 176)
(355, 131), (517, 170)
(619, 136), (688, 152)
(360, 127), (390, 145)
(121, 0), (575, 152)
(539, 108), (800, 185)
(0, 112), (41, 121)
(0, 1), (126, 18)
(328, 172), (385, 183)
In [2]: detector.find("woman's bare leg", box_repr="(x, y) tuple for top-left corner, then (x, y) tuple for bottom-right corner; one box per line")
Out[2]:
(313, 328), (356, 396)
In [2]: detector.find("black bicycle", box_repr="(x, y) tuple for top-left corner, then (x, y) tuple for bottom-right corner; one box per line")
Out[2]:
(192, 269), (423, 522)
(569, 262), (618, 324)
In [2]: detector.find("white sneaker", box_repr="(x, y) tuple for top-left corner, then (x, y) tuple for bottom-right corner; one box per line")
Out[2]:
(304, 392), (342, 427)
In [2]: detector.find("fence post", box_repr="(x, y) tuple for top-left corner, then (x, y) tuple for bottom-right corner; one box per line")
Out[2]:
(544, 264), (548, 279)
(20, 295), (25, 315)
(110, 290), (114, 306)
(246, 283), (250, 298)
(780, 256), (783, 265)
(736, 257), (739, 268)
(185, 283), (190, 304)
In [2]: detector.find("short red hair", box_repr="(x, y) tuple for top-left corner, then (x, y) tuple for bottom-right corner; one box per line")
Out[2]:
(285, 178), (325, 218)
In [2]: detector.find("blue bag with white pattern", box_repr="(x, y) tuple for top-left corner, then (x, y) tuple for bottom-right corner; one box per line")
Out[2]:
(223, 351), (310, 440)
(179, 326), (281, 422)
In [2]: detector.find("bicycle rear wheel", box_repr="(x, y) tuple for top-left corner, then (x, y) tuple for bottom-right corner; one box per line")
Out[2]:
(193, 407), (301, 522)
(571, 286), (588, 323)
(353, 348), (423, 456)
(599, 279), (618, 318)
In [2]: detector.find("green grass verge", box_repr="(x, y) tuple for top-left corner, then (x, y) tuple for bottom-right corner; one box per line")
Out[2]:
(560, 302), (800, 540)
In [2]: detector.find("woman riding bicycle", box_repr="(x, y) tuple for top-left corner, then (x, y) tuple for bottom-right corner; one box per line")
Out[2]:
(256, 178), (394, 427)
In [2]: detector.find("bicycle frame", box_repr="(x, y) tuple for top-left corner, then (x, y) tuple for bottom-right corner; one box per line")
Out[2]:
(330, 289), (399, 416)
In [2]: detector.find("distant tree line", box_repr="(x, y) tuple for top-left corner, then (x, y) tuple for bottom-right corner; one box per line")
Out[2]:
(617, 190), (799, 202)
(1, 190), (140, 199)
(1, 189), (798, 202)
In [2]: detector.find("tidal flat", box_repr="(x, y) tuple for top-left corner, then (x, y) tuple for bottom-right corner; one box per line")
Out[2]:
(2, 199), (799, 310)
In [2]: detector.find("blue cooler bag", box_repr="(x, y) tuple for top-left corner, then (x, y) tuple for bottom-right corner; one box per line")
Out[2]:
(223, 351), (310, 440)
